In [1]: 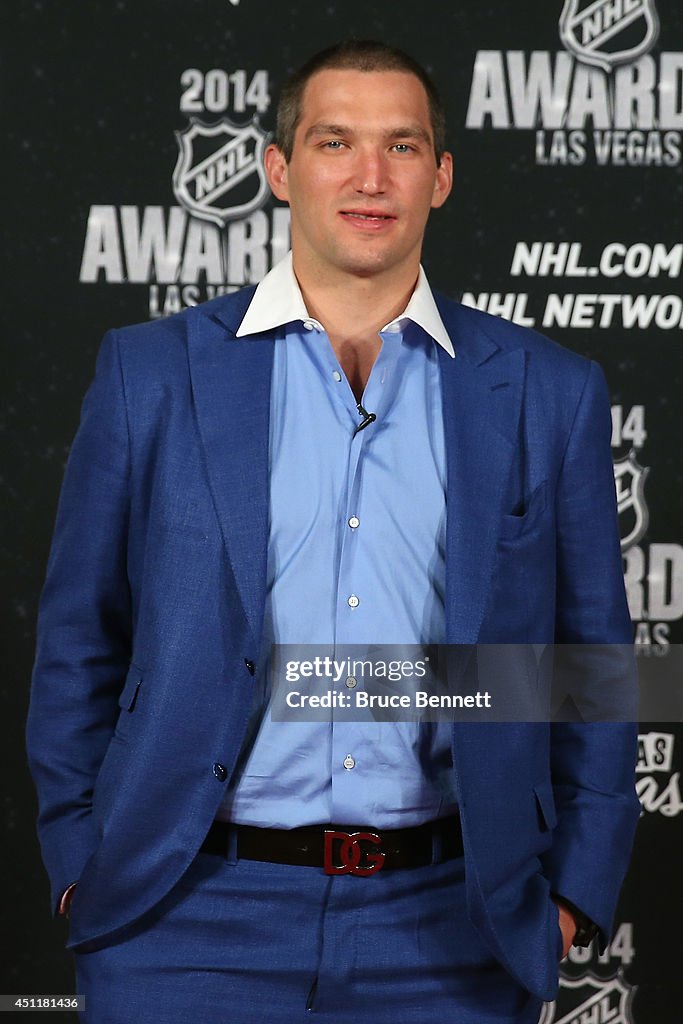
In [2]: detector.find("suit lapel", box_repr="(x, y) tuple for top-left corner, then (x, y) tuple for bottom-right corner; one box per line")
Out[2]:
(187, 291), (273, 647)
(435, 298), (526, 643)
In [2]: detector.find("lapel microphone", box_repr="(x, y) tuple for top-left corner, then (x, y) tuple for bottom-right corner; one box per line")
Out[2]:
(354, 401), (377, 437)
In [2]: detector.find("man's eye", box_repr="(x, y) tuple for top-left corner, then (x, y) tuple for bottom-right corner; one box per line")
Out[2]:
(393, 143), (412, 153)
(324, 140), (344, 149)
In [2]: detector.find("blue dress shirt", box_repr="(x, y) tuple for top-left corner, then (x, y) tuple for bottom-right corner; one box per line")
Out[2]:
(219, 254), (458, 828)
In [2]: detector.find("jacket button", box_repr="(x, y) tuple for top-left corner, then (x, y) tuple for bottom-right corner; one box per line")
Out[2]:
(213, 762), (227, 781)
(244, 658), (255, 675)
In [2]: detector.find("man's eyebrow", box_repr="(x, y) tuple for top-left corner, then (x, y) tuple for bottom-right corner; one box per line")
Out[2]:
(303, 123), (432, 145)
(385, 126), (432, 145)
(304, 123), (349, 142)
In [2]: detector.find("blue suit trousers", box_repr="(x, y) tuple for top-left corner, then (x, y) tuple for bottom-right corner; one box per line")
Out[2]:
(75, 848), (552, 1023)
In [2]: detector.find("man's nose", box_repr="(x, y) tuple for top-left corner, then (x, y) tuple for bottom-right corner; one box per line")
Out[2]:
(353, 149), (388, 194)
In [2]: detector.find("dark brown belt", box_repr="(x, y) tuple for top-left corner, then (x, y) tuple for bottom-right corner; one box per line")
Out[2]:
(201, 815), (463, 875)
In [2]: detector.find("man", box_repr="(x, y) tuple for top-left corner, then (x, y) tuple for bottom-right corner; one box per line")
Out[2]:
(27, 40), (640, 1023)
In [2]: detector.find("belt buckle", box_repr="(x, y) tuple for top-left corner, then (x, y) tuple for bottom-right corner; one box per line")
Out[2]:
(323, 829), (386, 876)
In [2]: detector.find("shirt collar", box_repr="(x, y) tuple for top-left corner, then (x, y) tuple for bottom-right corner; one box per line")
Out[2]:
(235, 251), (454, 358)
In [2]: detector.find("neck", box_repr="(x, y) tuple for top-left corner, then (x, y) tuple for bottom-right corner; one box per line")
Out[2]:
(292, 256), (419, 342)
(291, 255), (420, 403)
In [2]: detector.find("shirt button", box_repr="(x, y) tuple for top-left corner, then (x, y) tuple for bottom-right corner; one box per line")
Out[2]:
(244, 658), (255, 675)
(213, 762), (228, 781)
(343, 755), (356, 770)
(303, 319), (315, 331)
(346, 675), (357, 689)
(333, 370), (342, 382)
(347, 594), (360, 609)
(348, 515), (360, 529)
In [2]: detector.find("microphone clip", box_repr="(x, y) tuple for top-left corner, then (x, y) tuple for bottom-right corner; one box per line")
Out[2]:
(354, 401), (377, 437)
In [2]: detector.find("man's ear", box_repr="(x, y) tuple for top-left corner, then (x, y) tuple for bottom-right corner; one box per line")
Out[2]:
(264, 144), (289, 201)
(430, 151), (453, 210)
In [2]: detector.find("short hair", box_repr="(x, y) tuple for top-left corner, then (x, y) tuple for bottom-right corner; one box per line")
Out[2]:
(275, 40), (446, 164)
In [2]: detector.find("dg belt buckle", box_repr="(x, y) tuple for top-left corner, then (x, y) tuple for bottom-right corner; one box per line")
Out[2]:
(323, 829), (386, 875)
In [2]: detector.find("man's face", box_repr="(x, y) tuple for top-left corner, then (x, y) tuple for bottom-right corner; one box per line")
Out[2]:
(265, 68), (452, 280)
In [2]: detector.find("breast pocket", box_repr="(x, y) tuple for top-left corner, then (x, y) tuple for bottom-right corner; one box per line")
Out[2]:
(499, 480), (548, 544)
(486, 480), (555, 639)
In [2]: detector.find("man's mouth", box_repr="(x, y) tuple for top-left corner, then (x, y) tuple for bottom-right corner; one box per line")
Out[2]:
(340, 211), (396, 223)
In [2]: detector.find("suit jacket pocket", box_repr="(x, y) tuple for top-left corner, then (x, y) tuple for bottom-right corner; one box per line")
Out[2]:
(499, 480), (548, 543)
(118, 663), (143, 710)
(533, 782), (558, 831)
(113, 663), (144, 739)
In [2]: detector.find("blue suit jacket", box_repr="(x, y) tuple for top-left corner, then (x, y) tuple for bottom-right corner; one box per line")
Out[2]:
(27, 288), (640, 1001)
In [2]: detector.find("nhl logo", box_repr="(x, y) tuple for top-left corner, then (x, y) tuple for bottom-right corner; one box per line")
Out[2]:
(540, 971), (635, 1024)
(173, 116), (269, 227)
(559, 0), (659, 73)
(614, 450), (649, 552)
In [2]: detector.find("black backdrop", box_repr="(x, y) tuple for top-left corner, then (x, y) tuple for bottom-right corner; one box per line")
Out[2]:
(5, 2), (682, 1020)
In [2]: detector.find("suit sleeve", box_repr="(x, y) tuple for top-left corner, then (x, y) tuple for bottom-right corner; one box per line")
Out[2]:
(543, 359), (641, 947)
(26, 330), (132, 914)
